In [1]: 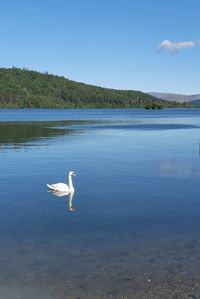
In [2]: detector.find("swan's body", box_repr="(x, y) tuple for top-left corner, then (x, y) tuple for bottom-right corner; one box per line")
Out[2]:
(47, 171), (76, 192)
(47, 183), (70, 192)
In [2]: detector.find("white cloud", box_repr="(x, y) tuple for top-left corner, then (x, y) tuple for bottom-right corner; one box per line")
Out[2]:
(157, 39), (195, 54)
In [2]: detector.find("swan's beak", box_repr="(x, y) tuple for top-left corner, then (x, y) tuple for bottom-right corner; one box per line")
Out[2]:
(72, 172), (76, 176)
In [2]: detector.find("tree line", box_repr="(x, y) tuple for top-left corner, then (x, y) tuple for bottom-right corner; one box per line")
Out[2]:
(0, 67), (189, 108)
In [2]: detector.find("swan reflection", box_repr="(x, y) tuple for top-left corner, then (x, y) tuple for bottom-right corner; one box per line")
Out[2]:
(50, 190), (69, 197)
(49, 190), (76, 212)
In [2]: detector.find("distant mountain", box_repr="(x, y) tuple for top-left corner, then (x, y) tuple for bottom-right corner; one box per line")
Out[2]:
(190, 99), (200, 105)
(148, 92), (200, 103)
(0, 67), (185, 108)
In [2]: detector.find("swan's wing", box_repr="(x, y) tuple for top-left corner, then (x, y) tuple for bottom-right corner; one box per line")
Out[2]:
(47, 183), (70, 191)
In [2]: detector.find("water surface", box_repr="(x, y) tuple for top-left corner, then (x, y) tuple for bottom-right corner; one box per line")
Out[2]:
(1, 109), (200, 298)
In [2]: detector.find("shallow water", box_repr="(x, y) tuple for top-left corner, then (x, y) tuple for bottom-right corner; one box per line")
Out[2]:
(1, 109), (200, 298)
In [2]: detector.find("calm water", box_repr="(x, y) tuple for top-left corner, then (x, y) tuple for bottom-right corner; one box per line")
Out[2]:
(1, 109), (200, 298)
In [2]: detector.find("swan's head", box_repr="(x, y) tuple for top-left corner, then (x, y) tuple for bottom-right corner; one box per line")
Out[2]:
(69, 171), (76, 176)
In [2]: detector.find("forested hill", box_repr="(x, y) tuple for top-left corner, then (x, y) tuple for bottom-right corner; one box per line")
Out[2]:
(0, 67), (185, 108)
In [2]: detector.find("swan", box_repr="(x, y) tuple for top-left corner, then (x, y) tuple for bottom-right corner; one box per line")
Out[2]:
(47, 171), (76, 192)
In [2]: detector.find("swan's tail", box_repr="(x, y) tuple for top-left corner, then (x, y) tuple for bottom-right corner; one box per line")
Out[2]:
(47, 184), (56, 190)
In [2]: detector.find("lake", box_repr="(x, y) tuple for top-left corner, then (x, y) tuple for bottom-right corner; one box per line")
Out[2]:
(1, 108), (200, 298)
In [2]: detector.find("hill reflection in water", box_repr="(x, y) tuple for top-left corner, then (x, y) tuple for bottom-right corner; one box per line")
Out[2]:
(0, 120), (90, 149)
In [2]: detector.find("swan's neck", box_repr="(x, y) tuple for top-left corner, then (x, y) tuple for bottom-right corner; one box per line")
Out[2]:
(68, 175), (74, 191)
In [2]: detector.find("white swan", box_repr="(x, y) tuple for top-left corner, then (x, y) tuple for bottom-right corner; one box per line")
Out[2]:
(47, 171), (76, 192)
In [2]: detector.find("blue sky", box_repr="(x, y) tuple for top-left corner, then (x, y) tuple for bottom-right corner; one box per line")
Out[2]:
(0, 0), (199, 94)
